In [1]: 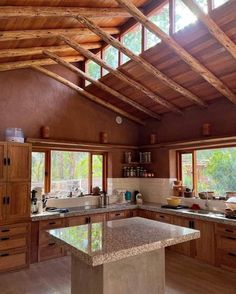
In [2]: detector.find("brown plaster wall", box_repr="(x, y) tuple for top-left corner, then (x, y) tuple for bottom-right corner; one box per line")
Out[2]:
(0, 65), (139, 145)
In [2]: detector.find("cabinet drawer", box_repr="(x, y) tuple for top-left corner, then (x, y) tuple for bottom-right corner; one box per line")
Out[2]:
(39, 218), (65, 230)
(90, 213), (106, 223)
(39, 244), (64, 261)
(0, 248), (28, 272)
(39, 230), (55, 246)
(108, 211), (128, 220)
(217, 249), (236, 269)
(0, 235), (27, 251)
(66, 216), (88, 227)
(216, 224), (236, 236)
(155, 213), (172, 223)
(217, 235), (236, 251)
(0, 223), (28, 237)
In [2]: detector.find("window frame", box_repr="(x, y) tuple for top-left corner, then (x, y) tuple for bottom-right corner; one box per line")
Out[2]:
(32, 147), (107, 194)
(177, 144), (236, 195)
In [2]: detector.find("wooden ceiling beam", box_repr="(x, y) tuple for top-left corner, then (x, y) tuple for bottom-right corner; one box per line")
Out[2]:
(0, 27), (120, 42)
(31, 65), (145, 125)
(43, 50), (161, 120)
(74, 15), (206, 108)
(182, 0), (236, 60)
(0, 55), (84, 72)
(0, 42), (102, 59)
(61, 35), (182, 114)
(0, 6), (132, 18)
(116, 0), (236, 104)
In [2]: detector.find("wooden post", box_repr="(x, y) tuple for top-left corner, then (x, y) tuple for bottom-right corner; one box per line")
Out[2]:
(115, 0), (236, 104)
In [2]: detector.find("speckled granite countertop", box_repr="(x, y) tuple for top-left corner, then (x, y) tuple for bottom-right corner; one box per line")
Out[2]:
(48, 217), (200, 266)
(31, 203), (138, 221)
(31, 202), (236, 226)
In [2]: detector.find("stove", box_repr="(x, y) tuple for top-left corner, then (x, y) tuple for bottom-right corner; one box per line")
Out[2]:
(161, 205), (189, 210)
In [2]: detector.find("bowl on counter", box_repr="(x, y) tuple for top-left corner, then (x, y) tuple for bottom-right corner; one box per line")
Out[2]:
(166, 197), (182, 207)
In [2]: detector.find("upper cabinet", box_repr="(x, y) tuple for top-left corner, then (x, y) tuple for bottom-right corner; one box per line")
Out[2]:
(0, 142), (31, 182)
(7, 143), (31, 182)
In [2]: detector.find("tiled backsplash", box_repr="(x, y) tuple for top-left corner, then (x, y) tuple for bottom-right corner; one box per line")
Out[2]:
(108, 177), (176, 203)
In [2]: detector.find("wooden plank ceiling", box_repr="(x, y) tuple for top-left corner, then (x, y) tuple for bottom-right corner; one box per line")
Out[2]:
(0, 0), (235, 123)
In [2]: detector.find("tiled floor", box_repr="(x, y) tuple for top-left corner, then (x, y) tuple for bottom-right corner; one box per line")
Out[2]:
(0, 251), (235, 294)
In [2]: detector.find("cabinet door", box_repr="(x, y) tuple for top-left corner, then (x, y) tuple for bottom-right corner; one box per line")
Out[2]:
(171, 216), (192, 256)
(0, 183), (7, 223)
(0, 143), (7, 182)
(193, 219), (215, 265)
(6, 182), (30, 222)
(7, 143), (31, 182)
(66, 216), (88, 227)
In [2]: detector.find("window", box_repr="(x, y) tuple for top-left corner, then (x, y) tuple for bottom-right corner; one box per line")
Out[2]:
(31, 151), (46, 192)
(86, 59), (101, 86)
(31, 149), (107, 194)
(213, 0), (229, 9)
(178, 147), (236, 196)
(145, 3), (170, 50)
(102, 45), (119, 76)
(51, 151), (90, 194)
(121, 24), (142, 64)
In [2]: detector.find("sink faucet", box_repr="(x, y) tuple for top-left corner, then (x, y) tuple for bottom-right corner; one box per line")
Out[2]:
(205, 194), (210, 210)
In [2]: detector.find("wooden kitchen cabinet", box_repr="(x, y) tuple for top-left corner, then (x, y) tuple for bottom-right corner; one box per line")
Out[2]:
(216, 224), (236, 270)
(7, 143), (31, 182)
(0, 223), (30, 273)
(0, 184), (7, 223)
(193, 219), (215, 265)
(171, 215), (193, 256)
(108, 210), (131, 220)
(38, 218), (66, 262)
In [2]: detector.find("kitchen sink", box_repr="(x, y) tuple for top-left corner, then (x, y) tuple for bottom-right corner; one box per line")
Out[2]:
(185, 209), (225, 218)
(187, 209), (211, 214)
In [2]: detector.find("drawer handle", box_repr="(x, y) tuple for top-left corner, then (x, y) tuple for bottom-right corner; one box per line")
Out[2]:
(0, 237), (9, 241)
(225, 229), (234, 233)
(115, 213), (121, 216)
(228, 252), (236, 257)
(225, 236), (236, 241)
(48, 222), (56, 225)
(160, 215), (165, 218)
(1, 229), (10, 233)
(0, 253), (9, 257)
(48, 242), (56, 246)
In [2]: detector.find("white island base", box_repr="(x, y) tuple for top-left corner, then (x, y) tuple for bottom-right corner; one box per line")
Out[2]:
(71, 249), (165, 294)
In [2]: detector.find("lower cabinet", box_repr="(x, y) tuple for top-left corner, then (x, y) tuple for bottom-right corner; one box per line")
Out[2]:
(108, 210), (132, 220)
(0, 222), (30, 273)
(38, 218), (65, 262)
(216, 224), (236, 270)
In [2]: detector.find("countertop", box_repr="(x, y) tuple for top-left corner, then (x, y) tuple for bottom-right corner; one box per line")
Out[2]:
(31, 202), (236, 226)
(48, 217), (200, 266)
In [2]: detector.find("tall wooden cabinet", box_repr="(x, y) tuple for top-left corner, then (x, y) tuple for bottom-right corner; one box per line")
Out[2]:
(0, 142), (31, 273)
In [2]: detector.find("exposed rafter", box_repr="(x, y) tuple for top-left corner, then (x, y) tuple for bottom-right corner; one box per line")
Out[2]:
(31, 65), (145, 125)
(0, 6), (132, 18)
(60, 35), (182, 114)
(43, 50), (161, 120)
(0, 56), (84, 72)
(0, 27), (120, 42)
(116, 0), (236, 104)
(182, 0), (236, 60)
(74, 15), (207, 108)
(0, 42), (102, 59)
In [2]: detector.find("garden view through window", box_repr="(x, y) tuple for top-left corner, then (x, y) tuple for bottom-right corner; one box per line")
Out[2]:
(31, 150), (105, 194)
(180, 147), (236, 196)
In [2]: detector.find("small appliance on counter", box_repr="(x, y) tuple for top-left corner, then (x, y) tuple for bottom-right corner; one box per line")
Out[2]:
(99, 191), (109, 208)
(225, 197), (236, 218)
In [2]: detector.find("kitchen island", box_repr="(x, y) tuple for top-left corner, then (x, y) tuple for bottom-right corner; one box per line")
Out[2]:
(48, 217), (200, 294)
